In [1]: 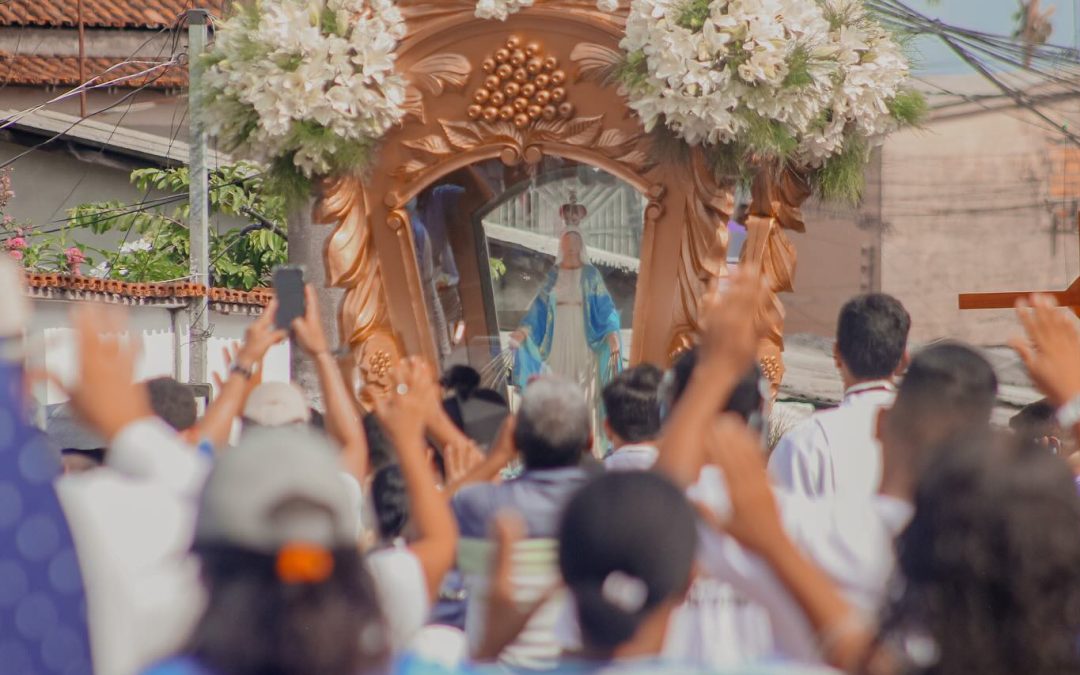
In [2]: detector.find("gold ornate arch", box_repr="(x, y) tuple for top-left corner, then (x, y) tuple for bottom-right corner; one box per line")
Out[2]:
(315, 0), (806, 401)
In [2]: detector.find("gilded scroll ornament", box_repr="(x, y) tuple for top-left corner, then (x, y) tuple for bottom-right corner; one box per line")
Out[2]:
(668, 150), (735, 359)
(742, 166), (812, 392)
(315, 175), (403, 402)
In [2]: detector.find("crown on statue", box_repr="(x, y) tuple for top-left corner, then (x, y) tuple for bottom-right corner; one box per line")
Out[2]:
(559, 190), (587, 222)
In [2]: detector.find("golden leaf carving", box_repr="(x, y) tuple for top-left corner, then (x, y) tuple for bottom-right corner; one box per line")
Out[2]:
(616, 149), (654, 173)
(557, 115), (604, 146)
(409, 53), (472, 96)
(597, 128), (636, 154)
(397, 115), (653, 190)
(440, 120), (484, 150)
(394, 159), (430, 180)
(403, 134), (454, 155)
(402, 87), (426, 124)
(570, 43), (623, 84)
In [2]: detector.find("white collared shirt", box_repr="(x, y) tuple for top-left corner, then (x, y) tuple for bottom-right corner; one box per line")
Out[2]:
(768, 381), (896, 499)
(695, 468), (914, 664)
(603, 443), (659, 472)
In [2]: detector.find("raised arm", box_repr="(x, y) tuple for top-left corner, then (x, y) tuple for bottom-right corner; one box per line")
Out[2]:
(292, 284), (370, 482)
(196, 302), (287, 450)
(376, 358), (459, 602)
(58, 306), (208, 496)
(654, 270), (772, 488)
(705, 416), (874, 671)
(1011, 293), (1080, 439)
(444, 416), (518, 497)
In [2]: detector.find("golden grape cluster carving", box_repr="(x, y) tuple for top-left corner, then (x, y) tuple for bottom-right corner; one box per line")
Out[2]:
(468, 36), (573, 129)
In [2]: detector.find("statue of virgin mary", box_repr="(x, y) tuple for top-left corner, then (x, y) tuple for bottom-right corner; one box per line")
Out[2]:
(510, 198), (622, 450)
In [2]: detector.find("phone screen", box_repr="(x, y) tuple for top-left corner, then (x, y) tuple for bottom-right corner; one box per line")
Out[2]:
(273, 266), (306, 330)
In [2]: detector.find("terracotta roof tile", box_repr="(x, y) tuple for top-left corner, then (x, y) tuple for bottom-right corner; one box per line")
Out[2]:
(0, 52), (186, 89)
(25, 273), (272, 307)
(0, 1), (230, 29)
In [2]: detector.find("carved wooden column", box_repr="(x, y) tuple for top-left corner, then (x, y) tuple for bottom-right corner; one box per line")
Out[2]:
(668, 149), (736, 359)
(315, 176), (403, 408)
(744, 167), (811, 393)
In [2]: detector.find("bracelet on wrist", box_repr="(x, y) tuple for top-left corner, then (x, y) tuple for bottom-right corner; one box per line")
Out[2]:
(230, 362), (255, 380)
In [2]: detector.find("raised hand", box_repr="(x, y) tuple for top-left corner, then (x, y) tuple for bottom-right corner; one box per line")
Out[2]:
(238, 298), (288, 371)
(376, 357), (438, 447)
(212, 343), (263, 394)
(699, 270), (773, 374)
(655, 270), (774, 488)
(1010, 294), (1080, 406)
(63, 305), (153, 440)
(444, 441), (486, 487)
(291, 285), (331, 357)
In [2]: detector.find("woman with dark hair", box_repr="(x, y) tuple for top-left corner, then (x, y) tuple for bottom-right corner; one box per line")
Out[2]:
(872, 438), (1080, 675)
(473, 471), (698, 671)
(140, 427), (390, 675)
(558, 471), (698, 663)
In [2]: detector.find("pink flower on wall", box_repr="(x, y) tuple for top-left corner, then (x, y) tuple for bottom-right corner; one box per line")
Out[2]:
(65, 246), (86, 273)
(8, 249), (23, 262)
(6, 236), (26, 250)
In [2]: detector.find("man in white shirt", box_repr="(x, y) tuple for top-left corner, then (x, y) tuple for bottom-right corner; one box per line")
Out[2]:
(602, 364), (663, 471)
(688, 343), (999, 663)
(769, 293), (911, 499)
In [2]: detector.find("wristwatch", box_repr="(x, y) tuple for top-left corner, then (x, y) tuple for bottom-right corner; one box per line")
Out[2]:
(230, 362), (255, 380)
(1056, 394), (1080, 430)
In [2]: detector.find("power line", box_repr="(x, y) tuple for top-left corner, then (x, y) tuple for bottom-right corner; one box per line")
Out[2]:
(18, 171), (266, 240)
(0, 63), (182, 172)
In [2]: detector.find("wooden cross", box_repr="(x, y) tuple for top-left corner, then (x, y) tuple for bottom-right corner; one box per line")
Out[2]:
(959, 276), (1080, 318)
(959, 212), (1080, 317)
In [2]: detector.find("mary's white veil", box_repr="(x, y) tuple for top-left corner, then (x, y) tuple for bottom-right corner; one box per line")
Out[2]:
(555, 228), (590, 266)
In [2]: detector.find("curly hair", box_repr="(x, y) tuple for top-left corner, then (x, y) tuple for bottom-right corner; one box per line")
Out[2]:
(876, 435), (1080, 675)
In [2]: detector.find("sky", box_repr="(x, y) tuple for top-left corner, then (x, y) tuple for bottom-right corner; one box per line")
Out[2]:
(905, 0), (1079, 73)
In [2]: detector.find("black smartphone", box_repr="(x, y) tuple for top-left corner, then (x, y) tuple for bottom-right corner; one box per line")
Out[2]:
(272, 265), (306, 330)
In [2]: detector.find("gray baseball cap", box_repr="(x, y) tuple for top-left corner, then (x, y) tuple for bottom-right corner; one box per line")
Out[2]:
(194, 427), (357, 553)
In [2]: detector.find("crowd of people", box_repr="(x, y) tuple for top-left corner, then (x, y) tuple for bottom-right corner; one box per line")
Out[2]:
(5, 253), (1080, 675)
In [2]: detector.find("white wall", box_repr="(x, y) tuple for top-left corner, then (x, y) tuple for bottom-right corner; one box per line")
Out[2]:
(26, 297), (290, 407)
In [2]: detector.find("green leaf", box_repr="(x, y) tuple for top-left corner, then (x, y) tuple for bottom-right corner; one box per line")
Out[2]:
(886, 88), (929, 128)
(813, 135), (870, 204)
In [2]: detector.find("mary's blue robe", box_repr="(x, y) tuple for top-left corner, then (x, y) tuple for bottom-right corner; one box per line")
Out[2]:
(512, 264), (622, 391)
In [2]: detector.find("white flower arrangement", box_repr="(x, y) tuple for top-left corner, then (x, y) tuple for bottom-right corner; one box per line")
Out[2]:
(202, 0), (407, 194)
(799, 0), (912, 165)
(619, 0), (923, 200)
(475, 0), (619, 21)
(475, 0), (534, 20)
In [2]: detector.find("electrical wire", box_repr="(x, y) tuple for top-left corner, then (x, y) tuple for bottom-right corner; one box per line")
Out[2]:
(18, 171), (265, 239)
(0, 64), (182, 172)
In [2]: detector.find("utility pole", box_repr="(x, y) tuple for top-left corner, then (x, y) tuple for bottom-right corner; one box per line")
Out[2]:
(77, 0), (86, 117)
(187, 9), (210, 385)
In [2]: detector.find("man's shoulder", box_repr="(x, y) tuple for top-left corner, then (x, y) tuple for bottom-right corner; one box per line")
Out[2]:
(773, 414), (830, 457)
(451, 482), (505, 536)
